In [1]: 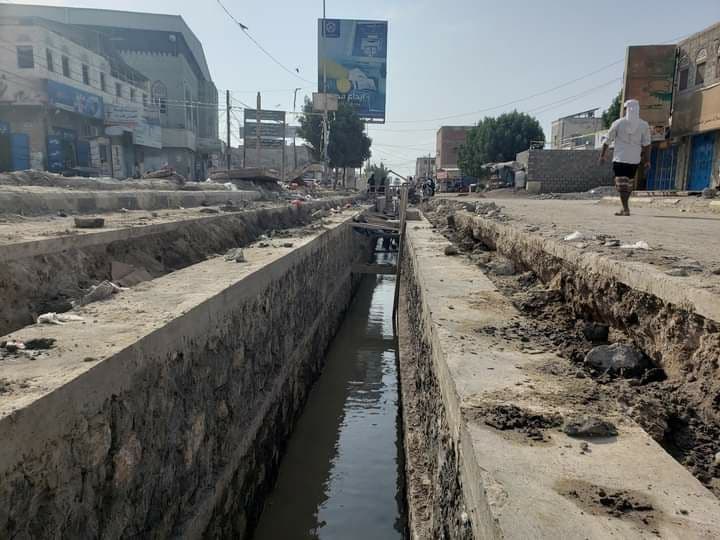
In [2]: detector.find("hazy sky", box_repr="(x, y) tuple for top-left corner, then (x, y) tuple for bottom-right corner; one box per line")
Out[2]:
(10, 0), (720, 173)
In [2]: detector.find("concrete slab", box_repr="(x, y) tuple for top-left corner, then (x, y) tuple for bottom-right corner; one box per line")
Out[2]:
(401, 217), (720, 539)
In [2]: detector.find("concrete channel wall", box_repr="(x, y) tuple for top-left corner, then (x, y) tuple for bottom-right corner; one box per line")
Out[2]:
(398, 216), (720, 539)
(0, 198), (355, 336)
(0, 189), (261, 216)
(0, 213), (369, 538)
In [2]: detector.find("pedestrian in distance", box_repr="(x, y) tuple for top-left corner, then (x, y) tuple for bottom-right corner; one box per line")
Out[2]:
(599, 99), (651, 216)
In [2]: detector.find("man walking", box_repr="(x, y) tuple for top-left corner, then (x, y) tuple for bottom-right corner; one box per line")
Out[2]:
(600, 99), (651, 216)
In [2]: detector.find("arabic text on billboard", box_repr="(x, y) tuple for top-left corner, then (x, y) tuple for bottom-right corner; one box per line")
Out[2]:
(47, 80), (104, 120)
(623, 45), (676, 141)
(318, 19), (387, 122)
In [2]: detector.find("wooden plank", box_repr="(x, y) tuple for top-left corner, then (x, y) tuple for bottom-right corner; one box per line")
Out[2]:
(353, 263), (397, 275)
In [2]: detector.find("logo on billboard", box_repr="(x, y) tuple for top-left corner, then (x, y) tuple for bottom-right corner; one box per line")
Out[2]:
(318, 18), (388, 123)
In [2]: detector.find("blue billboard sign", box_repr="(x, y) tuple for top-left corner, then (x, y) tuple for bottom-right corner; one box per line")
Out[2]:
(47, 80), (104, 120)
(318, 19), (387, 122)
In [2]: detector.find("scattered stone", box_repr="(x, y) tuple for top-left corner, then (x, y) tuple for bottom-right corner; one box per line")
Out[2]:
(257, 242), (271, 248)
(83, 357), (99, 363)
(666, 268), (689, 277)
(471, 252), (492, 266)
(584, 343), (649, 376)
(224, 248), (246, 263)
(199, 208), (220, 214)
(74, 217), (105, 229)
(580, 441), (590, 453)
(57, 211), (68, 218)
(486, 258), (515, 276)
(282, 242), (294, 248)
(563, 416), (618, 438)
(444, 245), (459, 256)
(702, 187), (717, 199)
(480, 404), (562, 441)
(604, 239), (621, 247)
(24, 338), (56, 350)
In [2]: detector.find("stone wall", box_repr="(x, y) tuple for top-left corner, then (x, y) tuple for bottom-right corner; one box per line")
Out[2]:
(520, 148), (614, 193)
(0, 217), (369, 538)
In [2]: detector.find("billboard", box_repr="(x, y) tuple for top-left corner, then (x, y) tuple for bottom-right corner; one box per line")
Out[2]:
(318, 19), (387, 122)
(622, 45), (676, 141)
(47, 80), (104, 120)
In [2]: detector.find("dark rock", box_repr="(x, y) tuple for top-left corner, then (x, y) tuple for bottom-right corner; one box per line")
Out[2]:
(584, 343), (649, 376)
(74, 217), (105, 229)
(444, 245), (459, 256)
(486, 258), (515, 276)
(582, 323), (609, 344)
(563, 416), (618, 438)
(702, 187), (717, 199)
(24, 338), (56, 350)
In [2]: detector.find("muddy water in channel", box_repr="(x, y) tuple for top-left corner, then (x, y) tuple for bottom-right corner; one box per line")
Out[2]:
(253, 259), (405, 540)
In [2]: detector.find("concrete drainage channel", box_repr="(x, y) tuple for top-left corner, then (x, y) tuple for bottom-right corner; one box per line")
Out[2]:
(2, 195), (720, 539)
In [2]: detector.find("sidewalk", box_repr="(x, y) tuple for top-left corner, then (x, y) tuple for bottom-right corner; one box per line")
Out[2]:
(449, 195), (720, 285)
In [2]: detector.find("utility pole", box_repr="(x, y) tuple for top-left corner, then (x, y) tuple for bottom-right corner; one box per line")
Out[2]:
(256, 92), (261, 168)
(293, 87), (300, 170)
(281, 115), (286, 182)
(322, 0), (329, 187)
(226, 90), (231, 170)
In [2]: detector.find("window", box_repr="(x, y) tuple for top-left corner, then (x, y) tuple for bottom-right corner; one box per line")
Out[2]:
(142, 93), (148, 107)
(696, 62), (706, 86)
(99, 144), (108, 163)
(82, 64), (89, 85)
(679, 68), (689, 91)
(100, 72), (106, 92)
(116, 82), (122, 98)
(16, 46), (34, 69)
(61, 55), (70, 78)
(46, 49), (54, 72)
(130, 87), (135, 101)
(151, 81), (168, 114)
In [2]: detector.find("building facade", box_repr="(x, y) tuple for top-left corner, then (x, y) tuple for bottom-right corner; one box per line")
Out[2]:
(0, 4), (220, 179)
(550, 109), (604, 150)
(653, 22), (720, 191)
(435, 126), (472, 179)
(415, 156), (435, 179)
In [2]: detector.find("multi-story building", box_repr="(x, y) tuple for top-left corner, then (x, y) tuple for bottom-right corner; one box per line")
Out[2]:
(435, 126), (472, 178)
(551, 109), (604, 150)
(415, 156), (435, 179)
(655, 22), (720, 191)
(0, 15), (151, 177)
(0, 4), (220, 179)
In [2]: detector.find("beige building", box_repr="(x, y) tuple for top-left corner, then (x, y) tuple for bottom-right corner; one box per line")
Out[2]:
(550, 109), (604, 150)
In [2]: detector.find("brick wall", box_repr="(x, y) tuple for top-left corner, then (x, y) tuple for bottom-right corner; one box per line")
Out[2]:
(523, 149), (614, 193)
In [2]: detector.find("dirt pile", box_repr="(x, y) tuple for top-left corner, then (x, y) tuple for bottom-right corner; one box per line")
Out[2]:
(423, 200), (720, 497)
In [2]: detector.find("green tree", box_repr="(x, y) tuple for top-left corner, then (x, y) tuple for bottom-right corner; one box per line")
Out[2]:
(297, 100), (372, 185)
(328, 103), (372, 171)
(458, 111), (545, 178)
(297, 98), (323, 161)
(602, 91), (622, 128)
(365, 161), (389, 179)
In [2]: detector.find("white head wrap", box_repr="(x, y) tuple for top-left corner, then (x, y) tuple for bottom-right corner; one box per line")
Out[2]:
(624, 99), (641, 134)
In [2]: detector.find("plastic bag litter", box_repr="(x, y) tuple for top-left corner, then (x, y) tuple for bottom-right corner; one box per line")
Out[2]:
(37, 312), (85, 325)
(564, 231), (586, 241)
(620, 241), (650, 250)
(74, 281), (127, 307)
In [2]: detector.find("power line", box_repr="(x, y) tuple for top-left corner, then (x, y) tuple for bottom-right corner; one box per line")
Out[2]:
(215, 0), (314, 85)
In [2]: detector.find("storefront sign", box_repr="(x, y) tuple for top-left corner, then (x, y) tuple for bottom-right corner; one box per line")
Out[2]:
(106, 104), (142, 125)
(47, 80), (104, 119)
(133, 121), (162, 149)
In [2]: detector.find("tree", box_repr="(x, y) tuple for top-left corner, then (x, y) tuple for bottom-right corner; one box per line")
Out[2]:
(297, 98), (323, 161)
(328, 103), (372, 172)
(297, 100), (372, 186)
(458, 111), (545, 178)
(602, 91), (622, 128)
(365, 161), (389, 179)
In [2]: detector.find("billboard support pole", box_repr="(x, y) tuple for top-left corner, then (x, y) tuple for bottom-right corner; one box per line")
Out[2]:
(226, 90), (231, 170)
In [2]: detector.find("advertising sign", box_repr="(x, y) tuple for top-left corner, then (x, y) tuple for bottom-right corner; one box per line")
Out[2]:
(622, 45), (676, 141)
(318, 19), (387, 122)
(47, 80), (104, 120)
(243, 122), (286, 138)
(106, 104), (142, 125)
(243, 109), (286, 122)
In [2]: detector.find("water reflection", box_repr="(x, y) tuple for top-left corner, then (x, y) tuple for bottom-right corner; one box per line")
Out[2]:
(252, 255), (404, 540)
